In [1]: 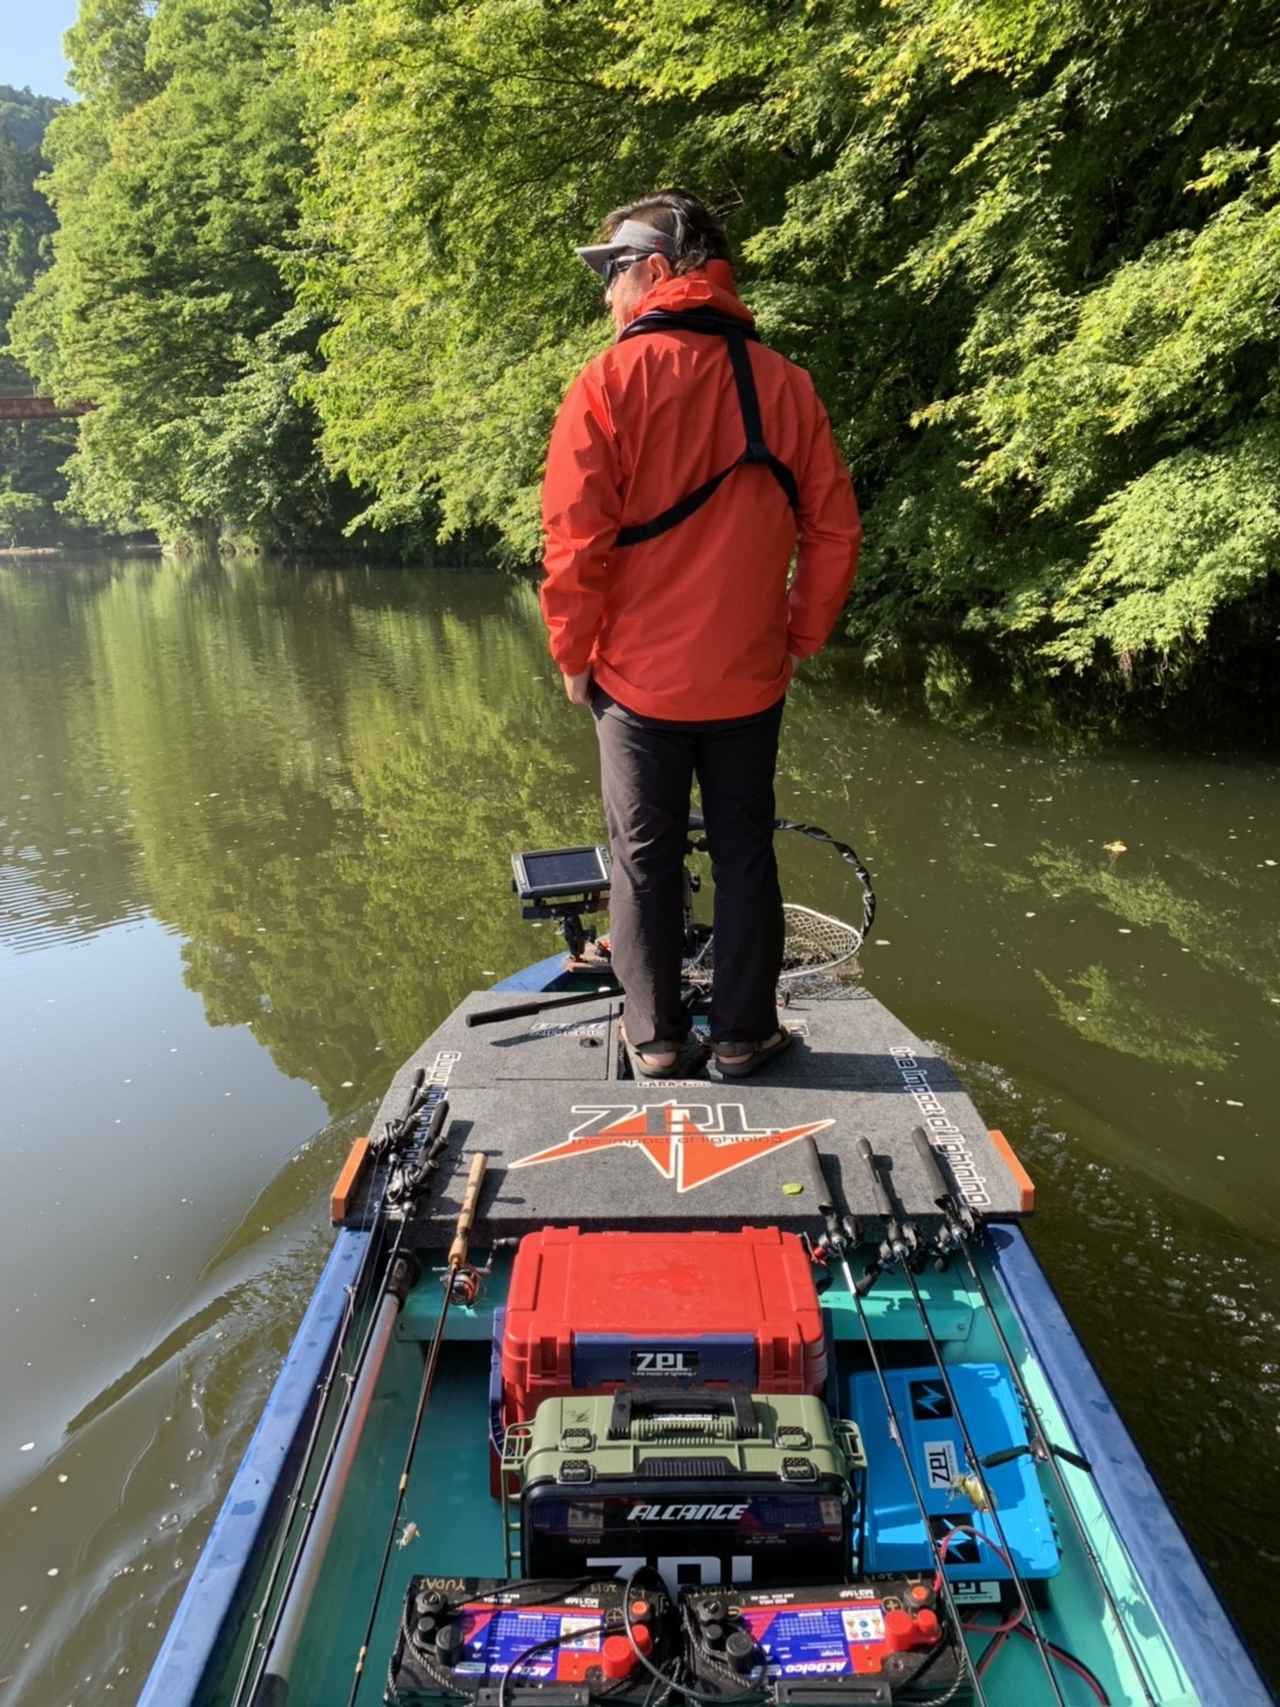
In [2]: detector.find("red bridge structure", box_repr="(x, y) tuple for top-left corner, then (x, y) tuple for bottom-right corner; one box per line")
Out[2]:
(0, 393), (92, 421)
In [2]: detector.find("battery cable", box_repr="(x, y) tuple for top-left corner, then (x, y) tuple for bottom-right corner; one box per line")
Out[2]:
(935, 1524), (1112, 1706)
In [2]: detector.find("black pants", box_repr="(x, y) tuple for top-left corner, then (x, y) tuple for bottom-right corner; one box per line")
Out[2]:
(592, 686), (785, 1047)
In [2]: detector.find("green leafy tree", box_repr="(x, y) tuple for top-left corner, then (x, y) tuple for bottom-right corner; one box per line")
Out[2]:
(11, 0), (1279, 676)
(0, 88), (80, 544)
(9, 0), (357, 550)
(296, 0), (1280, 678)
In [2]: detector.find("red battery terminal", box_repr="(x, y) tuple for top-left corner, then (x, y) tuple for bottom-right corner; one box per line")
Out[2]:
(883, 1608), (941, 1653)
(602, 1623), (652, 1679)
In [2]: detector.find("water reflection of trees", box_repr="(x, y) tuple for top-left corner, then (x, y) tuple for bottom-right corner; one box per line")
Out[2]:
(6, 558), (1276, 1119)
(0, 562), (143, 946)
(4, 558), (602, 1107)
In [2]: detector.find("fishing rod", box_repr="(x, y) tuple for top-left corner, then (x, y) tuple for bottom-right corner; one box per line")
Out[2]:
(911, 1128), (1159, 1707)
(799, 1138), (991, 1707)
(245, 1072), (454, 1707)
(233, 1068), (433, 1707)
(852, 1137), (1069, 1707)
(466, 984), (617, 1028)
(344, 1149), (489, 1707)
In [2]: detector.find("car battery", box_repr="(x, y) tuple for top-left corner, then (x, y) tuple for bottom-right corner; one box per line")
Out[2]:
(387, 1575), (675, 1707)
(501, 1227), (827, 1427)
(850, 1363), (1059, 1582)
(513, 1388), (865, 1592)
(681, 1580), (965, 1705)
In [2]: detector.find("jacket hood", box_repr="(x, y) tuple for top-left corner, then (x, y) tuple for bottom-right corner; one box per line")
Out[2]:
(621, 261), (755, 332)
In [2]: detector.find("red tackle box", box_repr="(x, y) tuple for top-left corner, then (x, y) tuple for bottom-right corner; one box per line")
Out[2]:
(500, 1225), (827, 1425)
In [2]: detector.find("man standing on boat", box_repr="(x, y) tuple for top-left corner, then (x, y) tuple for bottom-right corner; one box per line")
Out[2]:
(540, 190), (861, 1080)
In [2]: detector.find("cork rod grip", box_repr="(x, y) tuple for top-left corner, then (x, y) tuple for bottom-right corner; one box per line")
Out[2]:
(448, 1152), (487, 1269)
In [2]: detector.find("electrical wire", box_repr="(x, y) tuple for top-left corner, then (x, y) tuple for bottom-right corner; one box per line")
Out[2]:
(495, 1621), (608, 1707)
(954, 1237), (1159, 1705)
(621, 1573), (765, 1707)
(909, 1122), (1159, 1707)
(895, 1252), (1067, 1706)
(967, 1621), (1112, 1706)
(939, 1523), (1112, 1706)
(1010, 1628), (1110, 1706)
(639, 1657), (681, 1707)
(840, 1283), (991, 1707)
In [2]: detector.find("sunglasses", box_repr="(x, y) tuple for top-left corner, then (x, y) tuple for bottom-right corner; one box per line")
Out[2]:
(603, 253), (648, 292)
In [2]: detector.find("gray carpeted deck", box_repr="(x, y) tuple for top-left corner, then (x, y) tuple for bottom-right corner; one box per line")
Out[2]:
(371, 989), (1032, 1248)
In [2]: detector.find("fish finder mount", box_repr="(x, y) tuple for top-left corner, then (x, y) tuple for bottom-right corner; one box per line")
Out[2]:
(511, 845), (611, 960)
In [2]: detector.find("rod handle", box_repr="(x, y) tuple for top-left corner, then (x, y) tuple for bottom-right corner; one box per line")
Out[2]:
(398, 1065), (427, 1120)
(467, 999), (540, 1026)
(912, 1126), (952, 1206)
(465, 987), (612, 1028)
(982, 1444), (1028, 1469)
(1053, 1443), (1093, 1474)
(448, 1152), (487, 1268)
(801, 1135), (848, 1252)
(801, 1135), (837, 1217)
(856, 1136), (896, 1223)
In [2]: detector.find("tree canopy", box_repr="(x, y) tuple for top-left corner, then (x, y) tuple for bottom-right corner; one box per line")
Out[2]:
(7, 0), (1279, 677)
(0, 84), (76, 543)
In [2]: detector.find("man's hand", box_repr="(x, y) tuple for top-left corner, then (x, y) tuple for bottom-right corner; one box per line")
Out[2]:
(563, 668), (593, 706)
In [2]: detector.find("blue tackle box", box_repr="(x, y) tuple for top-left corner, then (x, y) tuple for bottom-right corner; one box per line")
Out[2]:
(851, 1362), (1060, 1580)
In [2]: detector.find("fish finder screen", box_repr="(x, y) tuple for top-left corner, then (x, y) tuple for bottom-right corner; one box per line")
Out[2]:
(517, 848), (609, 896)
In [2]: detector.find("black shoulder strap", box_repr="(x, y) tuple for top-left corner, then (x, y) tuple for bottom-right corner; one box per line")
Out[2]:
(613, 310), (799, 549)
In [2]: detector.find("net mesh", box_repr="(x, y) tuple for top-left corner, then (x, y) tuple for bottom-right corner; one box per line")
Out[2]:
(683, 902), (863, 994)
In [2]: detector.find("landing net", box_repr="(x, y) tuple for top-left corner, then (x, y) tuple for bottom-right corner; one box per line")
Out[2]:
(682, 817), (875, 997)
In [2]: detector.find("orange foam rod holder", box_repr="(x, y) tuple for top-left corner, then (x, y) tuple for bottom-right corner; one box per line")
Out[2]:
(331, 1137), (371, 1225)
(989, 1128), (1035, 1213)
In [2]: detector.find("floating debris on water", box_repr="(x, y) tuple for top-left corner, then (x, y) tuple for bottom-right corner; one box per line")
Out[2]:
(1103, 841), (1128, 854)
(19, 1442), (33, 1452)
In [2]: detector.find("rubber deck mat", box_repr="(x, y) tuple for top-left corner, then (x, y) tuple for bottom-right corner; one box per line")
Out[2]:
(369, 990), (1031, 1247)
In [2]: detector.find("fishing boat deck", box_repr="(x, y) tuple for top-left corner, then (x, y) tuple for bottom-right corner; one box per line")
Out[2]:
(217, 1247), (1195, 1707)
(361, 989), (1033, 1246)
(145, 957), (1270, 1707)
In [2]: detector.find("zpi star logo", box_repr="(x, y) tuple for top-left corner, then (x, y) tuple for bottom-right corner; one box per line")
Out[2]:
(509, 1101), (834, 1193)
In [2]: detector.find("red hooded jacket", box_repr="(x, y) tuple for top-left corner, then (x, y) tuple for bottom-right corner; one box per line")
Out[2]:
(540, 265), (861, 722)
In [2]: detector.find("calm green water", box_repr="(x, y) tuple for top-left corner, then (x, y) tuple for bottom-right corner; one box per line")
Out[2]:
(1, 556), (1277, 1702)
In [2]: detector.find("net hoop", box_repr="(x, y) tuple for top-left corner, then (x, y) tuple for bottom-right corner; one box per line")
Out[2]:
(682, 817), (875, 993)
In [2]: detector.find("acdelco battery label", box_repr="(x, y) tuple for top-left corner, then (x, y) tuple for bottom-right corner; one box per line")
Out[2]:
(454, 1607), (602, 1678)
(741, 1603), (887, 1676)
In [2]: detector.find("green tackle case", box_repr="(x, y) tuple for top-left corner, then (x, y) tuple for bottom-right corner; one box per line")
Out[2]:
(506, 1387), (865, 1589)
